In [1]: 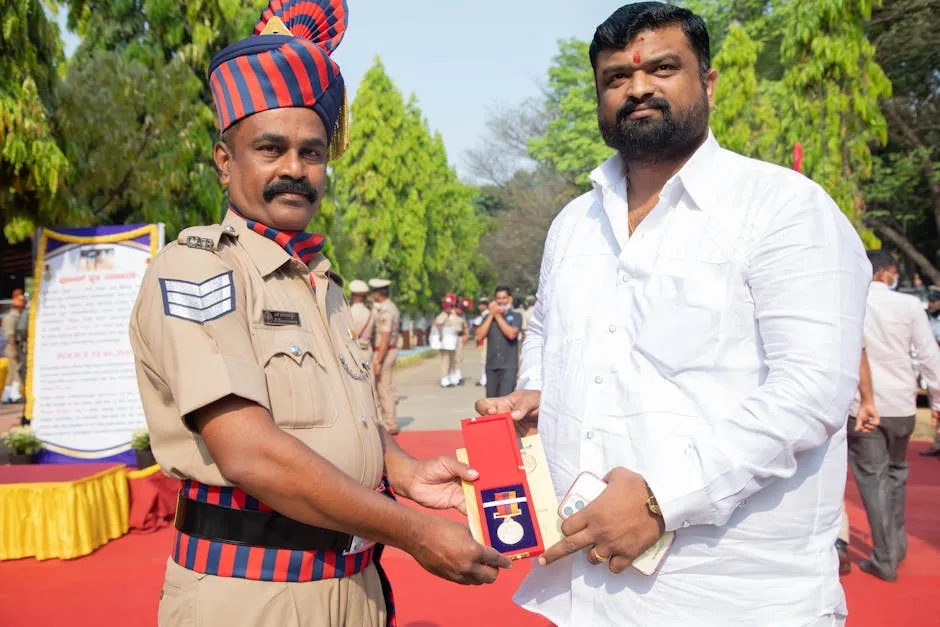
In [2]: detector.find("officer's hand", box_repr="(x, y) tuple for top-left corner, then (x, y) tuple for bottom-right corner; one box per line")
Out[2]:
(474, 390), (540, 437)
(403, 455), (477, 514)
(409, 518), (512, 585)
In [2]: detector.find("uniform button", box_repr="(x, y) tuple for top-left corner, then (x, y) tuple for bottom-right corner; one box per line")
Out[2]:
(290, 345), (302, 357)
(586, 431), (594, 440)
(361, 416), (369, 426)
(223, 225), (235, 233)
(621, 275), (629, 283)
(595, 376), (603, 384)
(608, 325), (616, 333)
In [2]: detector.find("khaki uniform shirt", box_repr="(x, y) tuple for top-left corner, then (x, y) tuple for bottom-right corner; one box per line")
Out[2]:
(373, 300), (400, 350)
(433, 311), (468, 340)
(350, 302), (375, 354)
(129, 211), (385, 490)
(2, 310), (20, 358)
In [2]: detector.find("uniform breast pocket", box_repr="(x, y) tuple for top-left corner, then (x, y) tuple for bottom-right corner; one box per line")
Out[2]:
(634, 261), (729, 376)
(257, 328), (338, 428)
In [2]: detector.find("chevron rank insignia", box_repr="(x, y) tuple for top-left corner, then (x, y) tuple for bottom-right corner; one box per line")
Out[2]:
(159, 271), (235, 323)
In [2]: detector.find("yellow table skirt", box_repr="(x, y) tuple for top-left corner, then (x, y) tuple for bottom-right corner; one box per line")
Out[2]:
(0, 465), (130, 561)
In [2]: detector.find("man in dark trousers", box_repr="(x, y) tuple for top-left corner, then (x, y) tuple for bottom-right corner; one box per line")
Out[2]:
(849, 250), (940, 581)
(474, 286), (521, 397)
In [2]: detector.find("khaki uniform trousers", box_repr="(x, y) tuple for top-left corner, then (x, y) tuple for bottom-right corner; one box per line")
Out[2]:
(440, 350), (457, 378)
(4, 353), (21, 387)
(376, 348), (398, 431)
(159, 558), (387, 627)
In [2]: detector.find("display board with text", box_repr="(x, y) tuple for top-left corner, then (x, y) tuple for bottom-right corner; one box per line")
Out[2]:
(26, 224), (164, 464)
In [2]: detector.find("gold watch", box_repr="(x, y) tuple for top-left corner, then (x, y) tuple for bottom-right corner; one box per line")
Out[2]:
(645, 483), (663, 518)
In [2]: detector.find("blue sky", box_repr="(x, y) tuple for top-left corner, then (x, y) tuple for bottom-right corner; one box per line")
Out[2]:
(58, 1), (633, 178)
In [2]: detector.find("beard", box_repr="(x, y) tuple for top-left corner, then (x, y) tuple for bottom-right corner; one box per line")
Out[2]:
(598, 90), (710, 166)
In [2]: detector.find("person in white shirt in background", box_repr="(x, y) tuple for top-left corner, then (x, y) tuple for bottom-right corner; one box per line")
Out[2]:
(921, 289), (940, 457)
(848, 250), (940, 582)
(476, 3), (870, 625)
(432, 293), (466, 388)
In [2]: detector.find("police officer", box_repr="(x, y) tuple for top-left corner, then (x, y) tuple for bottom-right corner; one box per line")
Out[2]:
(368, 278), (400, 434)
(129, 4), (509, 626)
(2, 291), (25, 404)
(454, 297), (474, 385)
(348, 280), (374, 363)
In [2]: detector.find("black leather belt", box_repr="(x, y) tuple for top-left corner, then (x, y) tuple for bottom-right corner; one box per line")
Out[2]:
(174, 495), (355, 553)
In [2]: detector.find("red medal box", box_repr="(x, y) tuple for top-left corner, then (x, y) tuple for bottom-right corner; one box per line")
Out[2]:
(459, 414), (545, 560)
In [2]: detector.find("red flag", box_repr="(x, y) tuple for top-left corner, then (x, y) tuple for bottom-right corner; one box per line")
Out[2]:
(793, 142), (803, 173)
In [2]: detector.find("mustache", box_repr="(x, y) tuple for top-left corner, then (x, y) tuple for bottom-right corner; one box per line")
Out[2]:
(263, 178), (318, 203)
(617, 97), (671, 123)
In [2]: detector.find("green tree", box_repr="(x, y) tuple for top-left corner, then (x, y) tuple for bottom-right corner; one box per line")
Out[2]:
(682, 0), (784, 78)
(326, 59), (487, 312)
(1, 0), (69, 243)
(54, 50), (223, 236)
(466, 102), (577, 294)
(64, 0), (266, 85)
(861, 0), (940, 281)
(709, 23), (781, 159)
(54, 0), (268, 240)
(778, 0), (891, 240)
(528, 39), (612, 190)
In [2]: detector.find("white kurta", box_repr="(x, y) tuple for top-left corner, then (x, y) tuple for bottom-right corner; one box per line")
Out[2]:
(514, 133), (871, 626)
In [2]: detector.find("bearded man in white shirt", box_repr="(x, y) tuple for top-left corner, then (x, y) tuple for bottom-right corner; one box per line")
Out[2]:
(848, 250), (940, 582)
(476, 3), (871, 626)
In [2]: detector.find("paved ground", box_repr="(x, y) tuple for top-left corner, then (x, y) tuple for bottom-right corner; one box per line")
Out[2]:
(393, 347), (490, 432)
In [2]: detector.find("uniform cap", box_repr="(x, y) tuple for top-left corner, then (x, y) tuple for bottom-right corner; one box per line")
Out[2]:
(208, 0), (350, 158)
(442, 292), (457, 306)
(349, 279), (369, 294)
(368, 278), (391, 289)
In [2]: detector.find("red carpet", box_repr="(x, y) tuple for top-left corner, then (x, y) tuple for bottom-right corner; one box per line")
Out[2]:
(0, 433), (937, 627)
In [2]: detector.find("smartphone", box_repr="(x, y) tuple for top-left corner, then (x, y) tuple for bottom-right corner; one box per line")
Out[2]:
(558, 471), (675, 576)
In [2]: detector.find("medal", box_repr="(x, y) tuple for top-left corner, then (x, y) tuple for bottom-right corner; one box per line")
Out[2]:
(491, 490), (526, 546)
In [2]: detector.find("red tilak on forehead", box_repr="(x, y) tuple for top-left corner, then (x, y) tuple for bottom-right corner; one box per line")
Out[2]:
(633, 36), (645, 64)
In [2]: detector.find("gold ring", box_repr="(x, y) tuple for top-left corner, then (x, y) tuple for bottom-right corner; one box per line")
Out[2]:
(588, 547), (610, 564)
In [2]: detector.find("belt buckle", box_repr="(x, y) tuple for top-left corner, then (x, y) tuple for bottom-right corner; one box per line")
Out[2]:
(342, 535), (376, 556)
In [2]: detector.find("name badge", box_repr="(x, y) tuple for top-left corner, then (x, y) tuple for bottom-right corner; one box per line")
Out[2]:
(263, 310), (300, 326)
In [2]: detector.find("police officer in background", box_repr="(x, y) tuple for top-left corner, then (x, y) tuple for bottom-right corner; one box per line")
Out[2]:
(349, 279), (374, 363)
(129, 3), (509, 626)
(369, 278), (400, 435)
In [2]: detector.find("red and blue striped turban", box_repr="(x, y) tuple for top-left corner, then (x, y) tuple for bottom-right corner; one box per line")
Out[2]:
(208, 0), (349, 156)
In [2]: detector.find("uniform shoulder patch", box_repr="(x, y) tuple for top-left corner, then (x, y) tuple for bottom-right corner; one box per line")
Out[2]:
(177, 225), (225, 251)
(159, 271), (236, 323)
